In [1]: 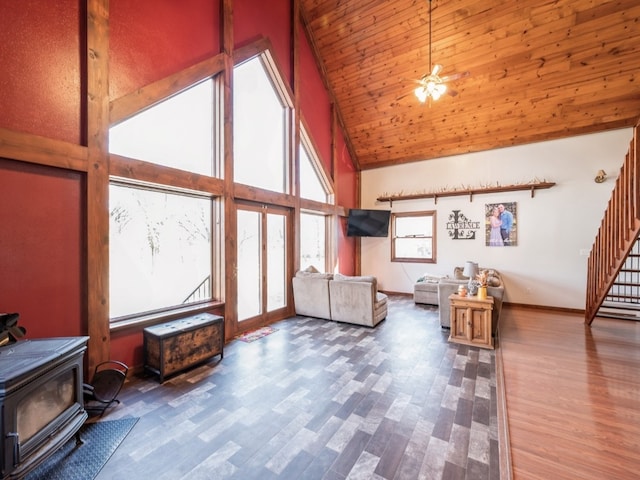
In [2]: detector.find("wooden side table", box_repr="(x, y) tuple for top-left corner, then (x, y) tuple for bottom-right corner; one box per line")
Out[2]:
(448, 294), (494, 349)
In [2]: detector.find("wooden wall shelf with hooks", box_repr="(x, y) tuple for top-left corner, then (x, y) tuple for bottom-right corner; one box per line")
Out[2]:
(376, 181), (556, 205)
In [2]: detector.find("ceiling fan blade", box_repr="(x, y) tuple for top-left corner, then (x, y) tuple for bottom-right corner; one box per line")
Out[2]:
(440, 71), (470, 83)
(431, 64), (443, 76)
(395, 92), (412, 101)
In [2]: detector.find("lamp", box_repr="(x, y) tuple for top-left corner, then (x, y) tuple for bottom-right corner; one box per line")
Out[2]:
(594, 170), (607, 183)
(463, 261), (479, 295)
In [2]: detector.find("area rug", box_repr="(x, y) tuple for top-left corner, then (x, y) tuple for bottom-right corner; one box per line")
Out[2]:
(236, 326), (278, 343)
(25, 417), (138, 480)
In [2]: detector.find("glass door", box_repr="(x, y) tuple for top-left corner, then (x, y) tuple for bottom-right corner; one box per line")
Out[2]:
(236, 202), (289, 328)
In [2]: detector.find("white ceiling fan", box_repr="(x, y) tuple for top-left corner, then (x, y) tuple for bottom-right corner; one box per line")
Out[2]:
(412, 0), (469, 104)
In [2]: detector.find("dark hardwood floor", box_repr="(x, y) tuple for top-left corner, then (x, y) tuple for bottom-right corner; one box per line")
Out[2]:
(95, 296), (500, 480)
(499, 306), (640, 480)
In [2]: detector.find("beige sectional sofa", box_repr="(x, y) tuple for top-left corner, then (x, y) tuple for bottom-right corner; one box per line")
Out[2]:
(292, 270), (388, 327)
(413, 273), (445, 305)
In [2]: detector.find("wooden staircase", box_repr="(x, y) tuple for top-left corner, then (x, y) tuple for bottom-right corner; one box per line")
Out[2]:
(596, 237), (640, 320)
(585, 120), (640, 325)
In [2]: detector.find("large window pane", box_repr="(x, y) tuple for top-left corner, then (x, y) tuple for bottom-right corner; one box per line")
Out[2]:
(109, 80), (214, 176)
(299, 134), (328, 203)
(395, 238), (433, 258)
(237, 209), (262, 321)
(267, 213), (286, 311)
(300, 212), (326, 271)
(233, 56), (288, 192)
(395, 215), (433, 237)
(110, 184), (212, 318)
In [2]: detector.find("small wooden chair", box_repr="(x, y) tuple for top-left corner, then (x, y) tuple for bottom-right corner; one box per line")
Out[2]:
(83, 360), (129, 417)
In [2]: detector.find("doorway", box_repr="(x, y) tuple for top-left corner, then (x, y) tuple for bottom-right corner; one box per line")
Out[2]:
(236, 202), (291, 332)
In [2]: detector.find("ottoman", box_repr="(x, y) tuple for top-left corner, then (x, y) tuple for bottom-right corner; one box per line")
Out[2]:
(414, 274), (445, 305)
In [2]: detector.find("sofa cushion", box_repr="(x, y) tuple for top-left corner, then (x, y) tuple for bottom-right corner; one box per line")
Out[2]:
(295, 270), (333, 280)
(484, 269), (502, 287)
(453, 267), (468, 280)
(416, 273), (445, 283)
(333, 273), (377, 291)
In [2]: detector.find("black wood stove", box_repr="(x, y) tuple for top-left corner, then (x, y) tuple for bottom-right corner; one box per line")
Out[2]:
(0, 336), (88, 479)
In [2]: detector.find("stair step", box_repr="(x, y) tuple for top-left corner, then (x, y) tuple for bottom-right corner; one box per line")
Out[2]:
(605, 293), (640, 301)
(596, 311), (640, 321)
(601, 301), (640, 311)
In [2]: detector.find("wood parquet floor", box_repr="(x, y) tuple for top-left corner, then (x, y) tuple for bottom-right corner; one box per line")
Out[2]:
(96, 296), (500, 480)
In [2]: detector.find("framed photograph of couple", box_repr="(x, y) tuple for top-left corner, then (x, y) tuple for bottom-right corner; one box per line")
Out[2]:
(485, 202), (517, 247)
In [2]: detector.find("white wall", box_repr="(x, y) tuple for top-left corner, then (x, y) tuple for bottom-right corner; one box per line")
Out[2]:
(359, 128), (633, 310)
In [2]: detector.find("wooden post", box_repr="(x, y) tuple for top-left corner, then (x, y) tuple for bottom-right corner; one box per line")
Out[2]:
(86, 0), (111, 377)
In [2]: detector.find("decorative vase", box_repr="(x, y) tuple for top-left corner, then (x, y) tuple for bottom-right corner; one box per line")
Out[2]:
(458, 285), (467, 297)
(477, 286), (487, 300)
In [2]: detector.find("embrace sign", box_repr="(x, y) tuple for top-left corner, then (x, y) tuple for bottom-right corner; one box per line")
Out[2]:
(447, 210), (480, 240)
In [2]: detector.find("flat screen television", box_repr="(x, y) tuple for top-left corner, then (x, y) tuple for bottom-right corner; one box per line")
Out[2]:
(346, 209), (391, 237)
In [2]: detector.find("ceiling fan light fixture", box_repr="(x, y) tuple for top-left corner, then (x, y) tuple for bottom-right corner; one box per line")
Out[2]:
(414, 86), (428, 103)
(428, 81), (447, 100)
(412, 0), (462, 104)
(414, 78), (447, 103)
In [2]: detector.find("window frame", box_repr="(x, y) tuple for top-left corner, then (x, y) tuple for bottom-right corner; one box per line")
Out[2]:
(107, 72), (224, 329)
(299, 125), (334, 205)
(391, 210), (437, 263)
(299, 209), (332, 272)
(232, 51), (293, 194)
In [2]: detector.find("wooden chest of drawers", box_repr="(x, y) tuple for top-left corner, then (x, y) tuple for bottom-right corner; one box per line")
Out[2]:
(143, 313), (224, 383)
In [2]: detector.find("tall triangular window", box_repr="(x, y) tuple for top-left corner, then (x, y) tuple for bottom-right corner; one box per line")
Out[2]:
(299, 126), (332, 204)
(233, 52), (291, 193)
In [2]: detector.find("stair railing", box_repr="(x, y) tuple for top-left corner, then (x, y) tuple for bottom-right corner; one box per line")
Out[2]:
(585, 121), (640, 325)
(182, 275), (211, 305)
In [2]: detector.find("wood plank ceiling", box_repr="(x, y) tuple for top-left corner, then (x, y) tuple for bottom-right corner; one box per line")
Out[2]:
(300, 0), (640, 169)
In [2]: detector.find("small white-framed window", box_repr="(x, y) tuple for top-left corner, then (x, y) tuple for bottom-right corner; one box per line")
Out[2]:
(391, 211), (437, 263)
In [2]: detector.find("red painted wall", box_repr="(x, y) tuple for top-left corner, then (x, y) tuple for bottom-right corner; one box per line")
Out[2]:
(299, 25), (332, 173)
(0, 0), (81, 144)
(336, 130), (357, 275)
(234, 0), (292, 84)
(0, 159), (85, 338)
(110, 0), (220, 100)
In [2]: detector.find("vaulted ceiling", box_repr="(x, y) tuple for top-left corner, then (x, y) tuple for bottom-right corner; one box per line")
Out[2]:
(300, 0), (640, 170)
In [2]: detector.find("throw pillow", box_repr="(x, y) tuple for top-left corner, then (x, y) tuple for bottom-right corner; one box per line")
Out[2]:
(453, 267), (468, 280)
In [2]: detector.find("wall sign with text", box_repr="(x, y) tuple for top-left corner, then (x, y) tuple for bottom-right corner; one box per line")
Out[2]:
(447, 210), (480, 240)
